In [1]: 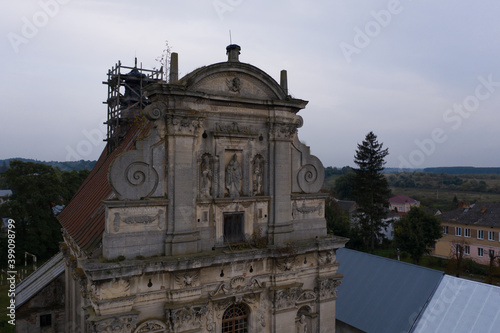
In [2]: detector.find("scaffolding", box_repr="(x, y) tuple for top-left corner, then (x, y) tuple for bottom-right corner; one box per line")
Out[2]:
(103, 59), (163, 153)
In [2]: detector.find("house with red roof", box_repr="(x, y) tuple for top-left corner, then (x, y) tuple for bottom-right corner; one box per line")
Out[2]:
(388, 195), (420, 214)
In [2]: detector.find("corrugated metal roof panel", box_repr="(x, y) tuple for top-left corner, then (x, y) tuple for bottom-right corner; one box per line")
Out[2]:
(336, 248), (444, 333)
(15, 252), (65, 309)
(412, 275), (500, 333)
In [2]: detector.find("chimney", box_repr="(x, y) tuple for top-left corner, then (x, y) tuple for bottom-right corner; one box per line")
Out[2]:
(169, 52), (178, 82)
(226, 44), (241, 62)
(280, 70), (288, 95)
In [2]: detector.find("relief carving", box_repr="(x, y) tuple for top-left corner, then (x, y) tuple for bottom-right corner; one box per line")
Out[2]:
(168, 305), (207, 332)
(214, 122), (256, 135)
(226, 77), (241, 93)
(135, 320), (167, 333)
(274, 287), (301, 310)
(292, 201), (323, 219)
(210, 277), (263, 297)
(167, 115), (203, 136)
(274, 287), (317, 311)
(101, 279), (130, 299)
(174, 270), (200, 288)
(90, 315), (138, 333)
(318, 250), (336, 265)
(315, 278), (341, 300)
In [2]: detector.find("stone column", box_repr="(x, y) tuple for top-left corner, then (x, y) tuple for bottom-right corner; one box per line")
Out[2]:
(165, 114), (203, 256)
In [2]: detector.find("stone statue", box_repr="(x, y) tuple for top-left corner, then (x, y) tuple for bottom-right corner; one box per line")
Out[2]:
(225, 154), (241, 197)
(253, 156), (263, 195)
(200, 155), (212, 197)
(296, 315), (308, 333)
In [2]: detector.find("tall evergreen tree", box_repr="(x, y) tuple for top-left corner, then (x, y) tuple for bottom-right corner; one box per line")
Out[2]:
(352, 131), (391, 252)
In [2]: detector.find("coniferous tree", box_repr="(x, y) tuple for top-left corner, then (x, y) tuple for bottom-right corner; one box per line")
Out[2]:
(352, 131), (391, 252)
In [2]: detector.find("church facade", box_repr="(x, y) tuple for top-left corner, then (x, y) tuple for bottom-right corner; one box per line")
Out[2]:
(59, 45), (347, 333)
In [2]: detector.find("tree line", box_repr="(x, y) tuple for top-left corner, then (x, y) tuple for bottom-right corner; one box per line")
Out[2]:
(0, 161), (89, 266)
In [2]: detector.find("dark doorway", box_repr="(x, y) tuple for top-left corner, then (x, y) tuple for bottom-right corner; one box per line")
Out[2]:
(224, 212), (244, 243)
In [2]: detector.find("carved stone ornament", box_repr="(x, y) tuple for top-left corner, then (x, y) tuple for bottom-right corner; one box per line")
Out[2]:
(166, 115), (203, 136)
(210, 276), (264, 297)
(214, 121), (256, 135)
(276, 256), (296, 272)
(174, 270), (200, 288)
(292, 200), (323, 219)
(316, 278), (341, 300)
(226, 76), (241, 93)
(269, 122), (299, 140)
(318, 250), (336, 265)
(134, 320), (167, 333)
(292, 135), (325, 194)
(90, 315), (138, 333)
(113, 210), (165, 232)
(142, 101), (166, 121)
(168, 305), (208, 332)
(274, 287), (301, 310)
(274, 287), (317, 311)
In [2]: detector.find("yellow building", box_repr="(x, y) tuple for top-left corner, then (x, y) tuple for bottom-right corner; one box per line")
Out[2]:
(435, 202), (500, 265)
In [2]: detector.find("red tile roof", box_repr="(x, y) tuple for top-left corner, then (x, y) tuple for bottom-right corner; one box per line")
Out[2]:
(389, 195), (418, 204)
(57, 123), (148, 256)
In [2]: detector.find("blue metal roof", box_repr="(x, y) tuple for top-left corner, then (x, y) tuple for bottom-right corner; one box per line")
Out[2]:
(336, 248), (444, 333)
(15, 251), (65, 309)
(412, 275), (500, 333)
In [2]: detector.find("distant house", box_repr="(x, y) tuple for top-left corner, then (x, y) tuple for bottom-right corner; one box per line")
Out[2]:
(389, 195), (420, 214)
(434, 202), (500, 265)
(334, 198), (358, 223)
(0, 189), (12, 205)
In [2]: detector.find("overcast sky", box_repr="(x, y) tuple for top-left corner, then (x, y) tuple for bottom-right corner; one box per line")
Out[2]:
(2, 0), (500, 169)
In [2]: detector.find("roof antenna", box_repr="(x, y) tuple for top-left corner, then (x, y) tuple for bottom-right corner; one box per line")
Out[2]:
(229, 30), (232, 44)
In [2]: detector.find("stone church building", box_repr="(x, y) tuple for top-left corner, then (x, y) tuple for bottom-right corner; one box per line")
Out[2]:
(57, 45), (347, 332)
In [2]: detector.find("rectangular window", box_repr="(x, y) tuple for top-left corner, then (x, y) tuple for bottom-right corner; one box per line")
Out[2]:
(455, 227), (462, 236)
(40, 314), (51, 327)
(488, 231), (495, 241)
(478, 230), (484, 240)
(478, 248), (484, 257)
(223, 212), (244, 243)
(464, 245), (470, 255)
(465, 228), (471, 238)
(443, 226), (449, 234)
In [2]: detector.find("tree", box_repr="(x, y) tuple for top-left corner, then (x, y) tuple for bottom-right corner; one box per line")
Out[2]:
(325, 195), (350, 237)
(394, 207), (442, 264)
(0, 161), (88, 265)
(333, 172), (355, 200)
(448, 238), (469, 277)
(352, 131), (391, 252)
